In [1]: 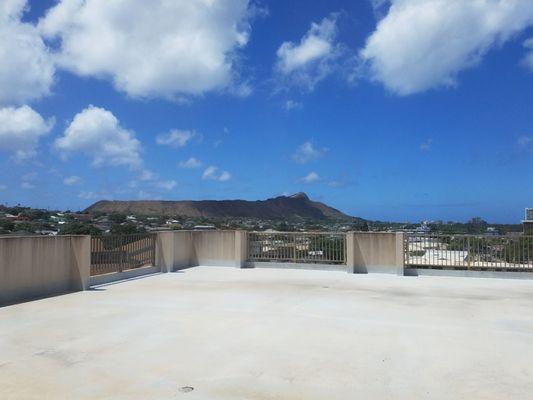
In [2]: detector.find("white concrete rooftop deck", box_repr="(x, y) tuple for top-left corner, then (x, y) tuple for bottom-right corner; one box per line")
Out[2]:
(1, 266), (533, 399)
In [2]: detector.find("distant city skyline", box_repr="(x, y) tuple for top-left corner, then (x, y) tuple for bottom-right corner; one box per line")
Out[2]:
(1, 0), (532, 223)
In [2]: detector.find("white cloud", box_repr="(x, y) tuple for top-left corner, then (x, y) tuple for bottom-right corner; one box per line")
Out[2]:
(518, 136), (533, 152)
(63, 175), (81, 185)
(328, 180), (344, 188)
(137, 190), (152, 200)
(21, 181), (35, 190)
(156, 130), (196, 148)
(22, 172), (37, 181)
(78, 191), (108, 200)
(218, 171), (232, 182)
(202, 166), (218, 180)
(284, 100), (302, 110)
(0, 184), (7, 191)
(202, 166), (232, 182)
(360, 0), (533, 95)
(39, 0), (254, 99)
(291, 141), (327, 164)
(155, 180), (177, 190)
(55, 105), (142, 168)
(420, 138), (432, 152)
(0, 105), (54, 161)
(518, 136), (532, 146)
(20, 171), (37, 189)
(299, 171), (320, 184)
(139, 169), (156, 181)
(0, 0), (55, 105)
(275, 14), (341, 90)
(523, 38), (533, 71)
(179, 157), (202, 169)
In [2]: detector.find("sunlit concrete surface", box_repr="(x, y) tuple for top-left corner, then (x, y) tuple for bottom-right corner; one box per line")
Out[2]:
(2, 267), (533, 399)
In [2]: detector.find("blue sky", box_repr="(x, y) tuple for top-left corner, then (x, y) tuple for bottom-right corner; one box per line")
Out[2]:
(0, 0), (532, 223)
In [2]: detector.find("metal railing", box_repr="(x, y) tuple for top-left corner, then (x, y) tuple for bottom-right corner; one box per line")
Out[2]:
(248, 232), (346, 265)
(405, 234), (533, 271)
(90, 233), (156, 276)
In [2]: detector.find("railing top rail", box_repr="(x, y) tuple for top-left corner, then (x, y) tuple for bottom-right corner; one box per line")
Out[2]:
(249, 231), (345, 235)
(407, 233), (533, 239)
(92, 233), (155, 238)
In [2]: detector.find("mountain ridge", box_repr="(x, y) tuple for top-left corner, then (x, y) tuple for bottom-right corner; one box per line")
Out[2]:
(84, 193), (358, 220)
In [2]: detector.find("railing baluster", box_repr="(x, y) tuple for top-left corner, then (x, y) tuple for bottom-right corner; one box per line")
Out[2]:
(247, 231), (346, 266)
(89, 233), (156, 276)
(403, 233), (533, 272)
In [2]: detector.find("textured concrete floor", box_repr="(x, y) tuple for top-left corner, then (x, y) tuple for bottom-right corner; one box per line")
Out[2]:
(1, 266), (533, 400)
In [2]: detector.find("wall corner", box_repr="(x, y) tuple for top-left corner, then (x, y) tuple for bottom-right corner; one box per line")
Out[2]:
(234, 230), (248, 268)
(346, 231), (355, 274)
(395, 232), (405, 276)
(155, 231), (175, 273)
(71, 235), (91, 291)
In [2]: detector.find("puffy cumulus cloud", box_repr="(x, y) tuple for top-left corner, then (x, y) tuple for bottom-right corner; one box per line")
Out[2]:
(0, 0), (55, 105)
(275, 14), (341, 90)
(39, 0), (254, 99)
(291, 141), (327, 164)
(360, 0), (533, 95)
(0, 105), (54, 161)
(55, 105), (142, 168)
(179, 157), (203, 169)
(299, 171), (320, 184)
(156, 130), (196, 148)
(202, 166), (232, 182)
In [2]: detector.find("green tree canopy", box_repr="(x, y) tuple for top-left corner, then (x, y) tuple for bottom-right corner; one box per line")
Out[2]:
(59, 222), (102, 236)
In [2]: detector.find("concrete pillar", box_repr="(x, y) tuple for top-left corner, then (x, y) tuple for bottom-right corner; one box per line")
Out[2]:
(395, 232), (405, 276)
(346, 232), (355, 274)
(155, 231), (175, 273)
(234, 230), (248, 268)
(70, 235), (91, 290)
(174, 231), (193, 269)
(351, 232), (406, 274)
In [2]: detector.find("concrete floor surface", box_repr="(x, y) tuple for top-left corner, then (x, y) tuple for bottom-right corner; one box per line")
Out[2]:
(1, 266), (533, 399)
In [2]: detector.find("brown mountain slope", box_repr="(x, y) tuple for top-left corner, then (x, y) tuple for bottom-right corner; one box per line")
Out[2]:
(84, 192), (357, 220)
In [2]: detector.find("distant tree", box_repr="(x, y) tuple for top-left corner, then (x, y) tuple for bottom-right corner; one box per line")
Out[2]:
(275, 222), (293, 232)
(60, 222), (102, 236)
(466, 217), (488, 234)
(468, 217), (487, 226)
(359, 221), (369, 232)
(13, 222), (34, 233)
(109, 213), (127, 224)
(0, 220), (14, 232)
(110, 223), (146, 235)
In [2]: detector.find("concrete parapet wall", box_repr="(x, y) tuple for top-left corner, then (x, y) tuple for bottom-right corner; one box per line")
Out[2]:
(0, 235), (90, 305)
(348, 232), (404, 275)
(191, 230), (236, 266)
(160, 230), (407, 274)
(156, 230), (247, 271)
